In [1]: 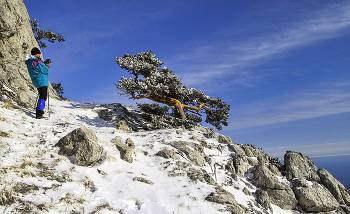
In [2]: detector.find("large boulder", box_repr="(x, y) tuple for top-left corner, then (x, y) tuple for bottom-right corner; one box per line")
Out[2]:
(284, 151), (320, 182)
(55, 127), (104, 166)
(231, 153), (249, 177)
(318, 168), (350, 206)
(0, 0), (58, 107)
(291, 177), (339, 212)
(205, 186), (238, 205)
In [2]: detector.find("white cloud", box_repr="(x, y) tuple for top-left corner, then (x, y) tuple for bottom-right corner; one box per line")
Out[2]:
(227, 81), (350, 129)
(174, 2), (350, 86)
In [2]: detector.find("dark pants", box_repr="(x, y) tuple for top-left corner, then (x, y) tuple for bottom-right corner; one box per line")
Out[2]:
(36, 86), (48, 118)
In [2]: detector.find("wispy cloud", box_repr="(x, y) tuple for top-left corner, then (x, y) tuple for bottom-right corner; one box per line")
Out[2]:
(173, 2), (350, 86)
(228, 81), (350, 129)
(264, 141), (350, 159)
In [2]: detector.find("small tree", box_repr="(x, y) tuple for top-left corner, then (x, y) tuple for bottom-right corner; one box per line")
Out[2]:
(115, 51), (230, 130)
(51, 82), (67, 100)
(30, 19), (66, 49)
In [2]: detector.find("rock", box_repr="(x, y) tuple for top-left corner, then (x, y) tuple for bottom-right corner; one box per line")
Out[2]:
(284, 151), (320, 182)
(318, 168), (350, 206)
(113, 137), (135, 163)
(0, 0), (59, 108)
(268, 164), (282, 176)
(228, 144), (245, 156)
(170, 141), (206, 166)
(266, 187), (298, 210)
(186, 168), (216, 185)
(255, 189), (272, 212)
(55, 127), (104, 166)
(242, 144), (255, 157)
(231, 154), (249, 177)
(206, 186), (238, 205)
(133, 177), (154, 185)
(251, 164), (284, 190)
(156, 147), (179, 160)
(291, 177), (339, 212)
(243, 187), (252, 196)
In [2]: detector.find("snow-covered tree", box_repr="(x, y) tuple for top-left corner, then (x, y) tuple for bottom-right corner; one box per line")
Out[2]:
(115, 50), (230, 130)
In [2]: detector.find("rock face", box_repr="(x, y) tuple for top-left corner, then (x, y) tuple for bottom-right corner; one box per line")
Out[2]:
(0, 0), (58, 107)
(55, 127), (104, 166)
(318, 168), (350, 206)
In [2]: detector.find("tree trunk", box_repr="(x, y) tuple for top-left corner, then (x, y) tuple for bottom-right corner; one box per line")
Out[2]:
(174, 100), (186, 120)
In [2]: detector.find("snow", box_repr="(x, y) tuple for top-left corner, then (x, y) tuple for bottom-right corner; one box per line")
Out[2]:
(0, 99), (295, 213)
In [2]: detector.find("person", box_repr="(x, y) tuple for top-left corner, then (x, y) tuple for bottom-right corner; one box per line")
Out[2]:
(25, 47), (50, 119)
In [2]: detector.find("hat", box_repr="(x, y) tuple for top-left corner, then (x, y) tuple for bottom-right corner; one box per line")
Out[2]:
(31, 47), (41, 55)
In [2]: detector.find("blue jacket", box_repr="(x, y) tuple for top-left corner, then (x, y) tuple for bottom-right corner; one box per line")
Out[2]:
(25, 56), (49, 88)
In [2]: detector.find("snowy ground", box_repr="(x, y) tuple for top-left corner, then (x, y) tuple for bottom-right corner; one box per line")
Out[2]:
(0, 99), (293, 214)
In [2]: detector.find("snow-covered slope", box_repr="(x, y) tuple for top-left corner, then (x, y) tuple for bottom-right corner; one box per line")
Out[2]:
(0, 99), (326, 213)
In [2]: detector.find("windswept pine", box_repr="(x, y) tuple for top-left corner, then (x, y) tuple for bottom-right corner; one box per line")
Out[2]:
(115, 51), (230, 130)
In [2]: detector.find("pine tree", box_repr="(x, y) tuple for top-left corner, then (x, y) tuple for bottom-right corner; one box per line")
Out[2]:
(115, 51), (230, 130)
(30, 19), (66, 49)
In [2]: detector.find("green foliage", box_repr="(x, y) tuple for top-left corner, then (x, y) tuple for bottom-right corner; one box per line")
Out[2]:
(30, 19), (66, 49)
(116, 50), (230, 130)
(51, 82), (67, 100)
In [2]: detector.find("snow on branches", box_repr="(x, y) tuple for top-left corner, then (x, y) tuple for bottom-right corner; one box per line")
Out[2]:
(115, 50), (230, 130)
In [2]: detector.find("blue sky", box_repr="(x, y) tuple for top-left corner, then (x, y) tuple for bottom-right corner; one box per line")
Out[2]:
(24, 0), (350, 159)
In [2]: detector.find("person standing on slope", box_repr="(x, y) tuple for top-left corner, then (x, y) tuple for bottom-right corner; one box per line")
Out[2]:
(25, 47), (50, 119)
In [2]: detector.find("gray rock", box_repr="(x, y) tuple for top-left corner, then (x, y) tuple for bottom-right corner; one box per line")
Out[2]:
(228, 144), (245, 156)
(318, 168), (350, 206)
(155, 147), (179, 160)
(231, 154), (249, 177)
(268, 164), (282, 176)
(284, 151), (320, 182)
(206, 186), (238, 205)
(170, 141), (206, 166)
(291, 177), (339, 212)
(251, 164), (284, 190)
(113, 137), (135, 163)
(133, 177), (154, 185)
(266, 187), (298, 210)
(55, 127), (104, 166)
(0, 0), (58, 108)
(255, 189), (272, 212)
(242, 144), (255, 157)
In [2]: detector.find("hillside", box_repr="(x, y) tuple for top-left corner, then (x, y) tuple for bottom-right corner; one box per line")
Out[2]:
(1, 98), (349, 214)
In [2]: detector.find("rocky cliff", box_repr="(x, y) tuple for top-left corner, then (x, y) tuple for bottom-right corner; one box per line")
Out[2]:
(0, 0), (58, 108)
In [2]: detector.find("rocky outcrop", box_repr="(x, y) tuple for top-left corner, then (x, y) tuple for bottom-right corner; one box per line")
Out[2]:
(55, 127), (104, 166)
(156, 147), (179, 160)
(0, 0), (58, 108)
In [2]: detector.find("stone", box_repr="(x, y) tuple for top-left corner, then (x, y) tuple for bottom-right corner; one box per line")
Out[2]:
(266, 187), (298, 210)
(113, 137), (135, 163)
(205, 186), (238, 205)
(170, 141), (206, 166)
(268, 164), (282, 176)
(55, 127), (104, 166)
(242, 144), (255, 157)
(251, 164), (284, 190)
(231, 153), (249, 177)
(318, 168), (350, 206)
(284, 151), (320, 182)
(255, 189), (272, 212)
(291, 177), (339, 212)
(228, 144), (245, 156)
(133, 177), (154, 185)
(155, 147), (179, 160)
